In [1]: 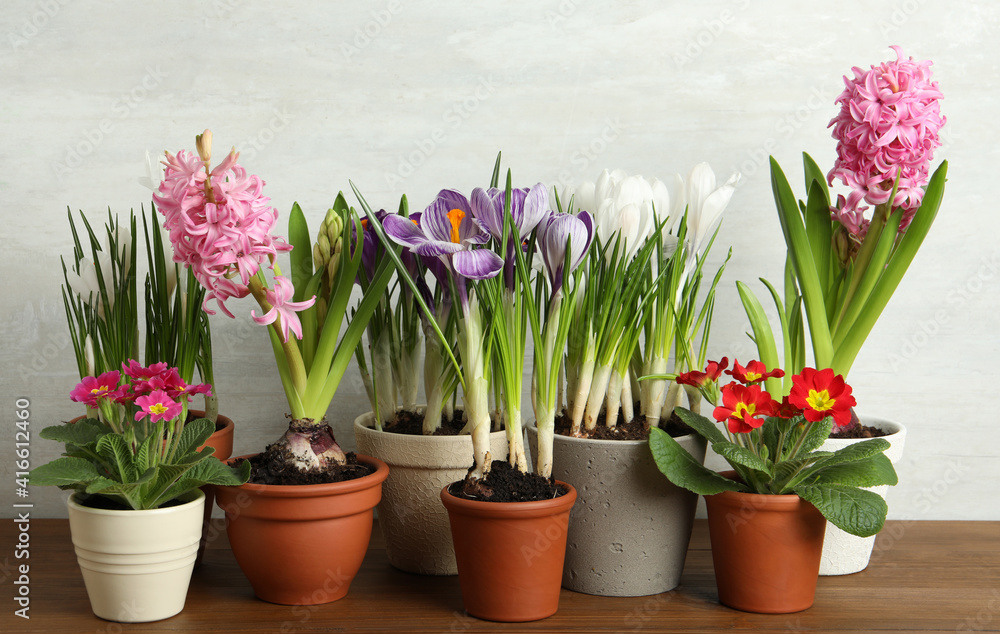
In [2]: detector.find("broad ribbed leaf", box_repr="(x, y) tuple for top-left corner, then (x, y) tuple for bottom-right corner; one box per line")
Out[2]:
(793, 483), (888, 537)
(40, 419), (106, 446)
(820, 438), (890, 466)
(29, 457), (99, 487)
(96, 434), (137, 483)
(674, 407), (727, 446)
(712, 441), (771, 475)
(796, 418), (834, 456)
(173, 418), (215, 460)
(810, 454), (898, 488)
(649, 427), (744, 495)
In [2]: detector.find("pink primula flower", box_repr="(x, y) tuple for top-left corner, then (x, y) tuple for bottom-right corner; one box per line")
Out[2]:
(70, 371), (125, 407)
(251, 276), (316, 342)
(134, 389), (183, 423)
(827, 46), (945, 235)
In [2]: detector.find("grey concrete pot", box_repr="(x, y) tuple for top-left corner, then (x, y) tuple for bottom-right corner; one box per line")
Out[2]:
(354, 412), (508, 575)
(527, 424), (706, 596)
(818, 416), (906, 575)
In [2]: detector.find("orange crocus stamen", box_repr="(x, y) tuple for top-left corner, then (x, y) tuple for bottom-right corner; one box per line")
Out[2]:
(447, 208), (465, 243)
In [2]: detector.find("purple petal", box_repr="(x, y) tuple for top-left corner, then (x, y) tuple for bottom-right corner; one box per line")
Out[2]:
(520, 183), (550, 235)
(453, 248), (503, 280)
(412, 240), (464, 257)
(461, 215), (492, 245)
(436, 189), (471, 216)
(383, 214), (427, 248)
(470, 187), (503, 240)
(420, 197), (457, 244)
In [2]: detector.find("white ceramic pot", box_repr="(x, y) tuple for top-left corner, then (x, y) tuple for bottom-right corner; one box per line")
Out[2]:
(527, 425), (707, 596)
(67, 489), (205, 622)
(353, 411), (509, 575)
(818, 416), (906, 575)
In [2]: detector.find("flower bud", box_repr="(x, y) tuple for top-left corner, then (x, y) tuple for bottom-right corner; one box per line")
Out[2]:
(196, 130), (213, 163)
(326, 251), (340, 286)
(832, 225), (851, 268)
(313, 244), (325, 273)
(317, 233), (331, 259)
(327, 214), (343, 245)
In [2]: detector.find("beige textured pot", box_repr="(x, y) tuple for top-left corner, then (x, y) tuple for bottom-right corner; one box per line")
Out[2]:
(354, 411), (509, 575)
(527, 425), (707, 596)
(818, 416), (906, 575)
(67, 489), (205, 622)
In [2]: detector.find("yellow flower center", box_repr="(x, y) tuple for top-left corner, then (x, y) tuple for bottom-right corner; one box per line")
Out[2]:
(744, 371), (761, 382)
(91, 385), (109, 394)
(447, 208), (465, 243)
(806, 389), (834, 411)
(734, 402), (756, 420)
(149, 403), (169, 415)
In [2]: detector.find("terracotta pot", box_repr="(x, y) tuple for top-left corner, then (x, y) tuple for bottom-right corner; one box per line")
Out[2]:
(704, 471), (826, 614)
(214, 453), (388, 605)
(527, 425), (706, 596)
(191, 410), (235, 566)
(818, 416), (906, 575)
(441, 481), (577, 622)
(68, 488), (205, 622)
(354, 411), (508, 575)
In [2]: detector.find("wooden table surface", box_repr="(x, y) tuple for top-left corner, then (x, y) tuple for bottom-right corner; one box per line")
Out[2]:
(3, 518), (998, 633)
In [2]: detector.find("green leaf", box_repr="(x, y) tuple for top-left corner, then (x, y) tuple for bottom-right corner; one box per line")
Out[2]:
(29, 457), (100, 487)
(817, 437), (890, 466)
(712, 441), (772, 476)
(802, 152), (830, 206)
(84, 476), (118, 494)
(288, 202), (313, 304)
(39, 419), (107, 447)
(793, 483), (888, 537)
(795, 418), (834, 456)
(96, 434), (137, 483)
(172, 418), (215, 459)
(649, 427), (745, 495)
(809, 454), (898, 488)
(674, 407), (727, 446)
(736, 281), (781, 394)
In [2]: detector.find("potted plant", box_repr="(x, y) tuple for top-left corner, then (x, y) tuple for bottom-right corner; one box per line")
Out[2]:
(523, 164), (736, 597)
(61, 201), (232, 563)
(372, 168), (581, 622)
(28, 362), (249, 622)
(738, 46), (946, 575)
(648, 359), (898, 613)
(152, 131), (394, 605)
(350, 194), (508, 576)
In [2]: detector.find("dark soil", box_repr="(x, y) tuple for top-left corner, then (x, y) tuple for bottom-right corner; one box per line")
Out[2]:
(448, 460), (567, 503)
(77, 494), (186, 511)
(553, 406), (693, 441)
(380, 408), (467, 436)
(238, 448), (374, 486)
(829, 422), (889, 439)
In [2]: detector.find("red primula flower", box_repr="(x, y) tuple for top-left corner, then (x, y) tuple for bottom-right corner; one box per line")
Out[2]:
(775, 395), (801, 419)
(675, 357), (729, 387)
(713, 382), (777, 434)
(726, 359), (785, 385)
(788, 367), (856, 428)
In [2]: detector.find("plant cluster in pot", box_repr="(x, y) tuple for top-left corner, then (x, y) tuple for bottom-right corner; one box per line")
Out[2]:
(649, 359), (898, 614)
(151, 131), (396, 605)
(737, 46), (946, 575)
(29, 363), (249, 622)
(368, 164), (585, 622)
(350, 195), (508, 576)
(60, 199), (235, 566)
(523, 164), (736, 597)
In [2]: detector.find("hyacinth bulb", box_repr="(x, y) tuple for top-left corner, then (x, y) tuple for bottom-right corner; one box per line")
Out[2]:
(273, 420), (347, 473)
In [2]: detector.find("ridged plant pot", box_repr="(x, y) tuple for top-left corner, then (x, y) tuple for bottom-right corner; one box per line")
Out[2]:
(353, 412), (509, 575)
(527, 425), (706, 596)
(441, 482), (577, 622)
(214, 454), (388, 605)
(818, 417), (906, 575)
(67, 489), (205, 622)
(705, 472), (826, 614)
(192, 410), (234, 566)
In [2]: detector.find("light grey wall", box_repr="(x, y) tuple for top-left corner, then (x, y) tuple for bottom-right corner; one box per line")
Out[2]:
(2, 1), (996, 519)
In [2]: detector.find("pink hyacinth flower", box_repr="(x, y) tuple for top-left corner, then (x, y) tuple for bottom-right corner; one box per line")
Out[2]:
(827, 46), (945, 235)
(251, 276), (316, 342)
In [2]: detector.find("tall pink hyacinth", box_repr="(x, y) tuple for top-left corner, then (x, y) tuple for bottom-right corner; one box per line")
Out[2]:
(153, 145), (292, 318)
(827, 45), (945, 235)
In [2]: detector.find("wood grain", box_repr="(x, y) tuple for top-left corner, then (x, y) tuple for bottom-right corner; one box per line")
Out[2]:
(3, 519), (998, 632)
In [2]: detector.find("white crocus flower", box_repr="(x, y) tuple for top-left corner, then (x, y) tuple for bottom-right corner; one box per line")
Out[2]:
(576, 169), (670, 263)
(138, 149), (164, 192)
(67, 252), (115, 318)
(679, 163), (740, 280)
